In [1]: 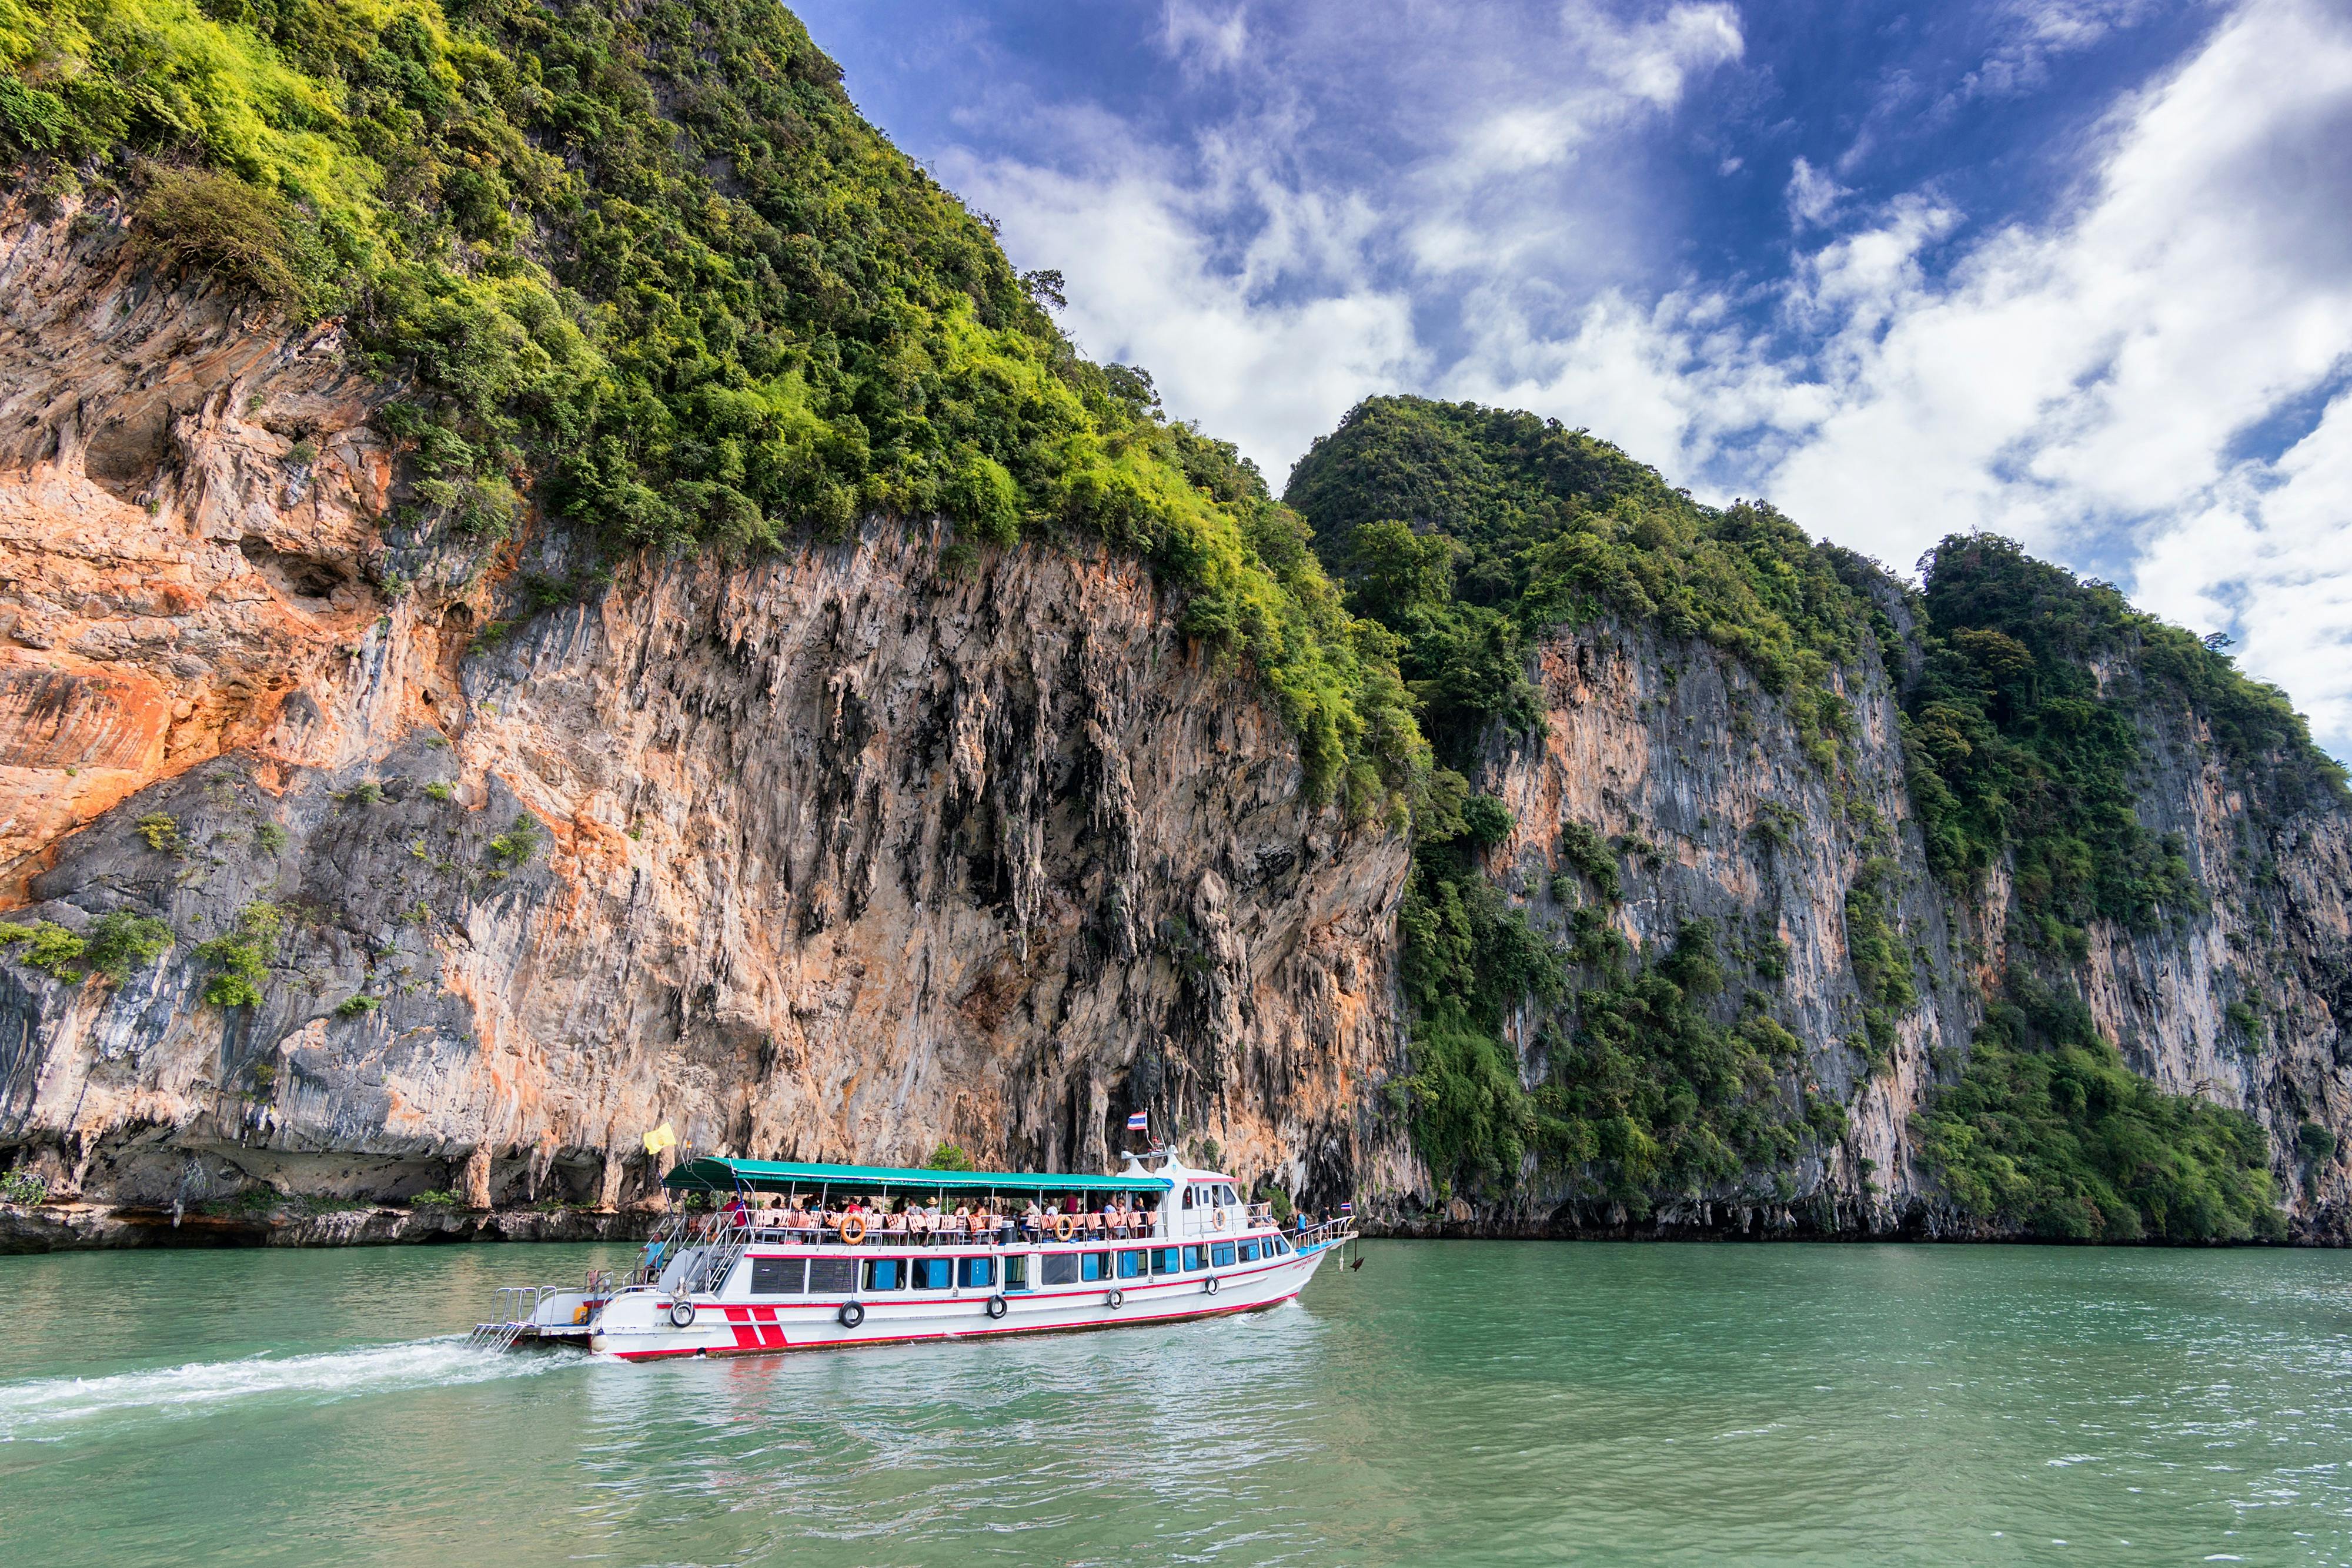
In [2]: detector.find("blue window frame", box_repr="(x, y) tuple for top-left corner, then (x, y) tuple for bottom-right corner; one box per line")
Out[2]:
(1211, 1242), (1236, 1267)
(1117, 1249), (1146, 1279)
(1151, 1247), (1181, 1275)
(1003, 1255), (1030, 1292)
(911, 1256), (952, 1289)
(1183, 1246), (1206, 1271)
(864, 1258), (903, 1290)
(1238, 1239), (1259, 1263)
(957, 1256), (994, 1289)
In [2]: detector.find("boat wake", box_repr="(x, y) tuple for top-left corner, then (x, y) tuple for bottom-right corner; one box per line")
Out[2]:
(0, 1336), (575, 1441)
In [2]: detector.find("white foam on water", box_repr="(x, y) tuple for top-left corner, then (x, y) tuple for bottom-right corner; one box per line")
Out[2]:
(0, 1335), (576, 1440)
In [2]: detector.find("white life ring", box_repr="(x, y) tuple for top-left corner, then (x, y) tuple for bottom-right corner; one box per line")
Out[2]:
(1105, 1287), (1124, 1310)
(668, 1298), (696, 1328)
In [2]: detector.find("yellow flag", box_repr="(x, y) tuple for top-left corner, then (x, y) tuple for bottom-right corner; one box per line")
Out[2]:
(642, 1122), (676, 1156)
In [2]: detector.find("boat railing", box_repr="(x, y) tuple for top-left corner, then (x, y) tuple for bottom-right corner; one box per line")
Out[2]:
(467, 1284), (557, 1349)
(1292, 1216), (1359, 1252)
(663, 1216), (1187, 1250)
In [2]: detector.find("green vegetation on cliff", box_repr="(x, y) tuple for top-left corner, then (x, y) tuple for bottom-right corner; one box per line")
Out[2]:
(1297, 400), (2301, 1232)
(1896, 534), (2318, 1240)
(1903, 534), (2344, 952)
(1299, 400), (1880, 1202)
(1286, 397), (1876, 764)
(1, 0), (1419, 805)
(1916, 971), (2281, 1242)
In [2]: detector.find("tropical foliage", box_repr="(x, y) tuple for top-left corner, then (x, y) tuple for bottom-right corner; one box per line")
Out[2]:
(1302, 397), (1878, 1199)
(1901, 534), (2343, 954)
(1916, 971), (2281, 1242)
(1, 0), (1418, 804)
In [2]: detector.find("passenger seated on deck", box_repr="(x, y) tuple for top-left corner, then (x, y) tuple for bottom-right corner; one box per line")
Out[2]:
(884, 1202), (908, 1237)
(1021, 1201), (1043, 1238)
(1085, 1207), (1105, 1236)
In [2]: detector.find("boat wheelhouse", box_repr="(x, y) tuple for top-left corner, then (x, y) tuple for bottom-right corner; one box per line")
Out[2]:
(470, 1149), (1355, 1359)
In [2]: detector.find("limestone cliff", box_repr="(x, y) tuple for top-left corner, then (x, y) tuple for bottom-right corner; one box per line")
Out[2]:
(1442, 610), (2351, 1241)
(0, 198), (1412, 1223)
(4, 189), (2348, 1249)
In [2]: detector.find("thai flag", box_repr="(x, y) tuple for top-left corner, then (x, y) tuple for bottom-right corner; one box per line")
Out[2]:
(1338, 1202), (1354, 1213)
(1125, 1111), (1149, 1131)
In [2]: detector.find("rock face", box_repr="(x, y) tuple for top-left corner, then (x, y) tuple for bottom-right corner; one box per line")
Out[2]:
(2, 198), (2346, 1244)
(1440, 607), (2352, 1239)
(0, 200), (1412, 1222)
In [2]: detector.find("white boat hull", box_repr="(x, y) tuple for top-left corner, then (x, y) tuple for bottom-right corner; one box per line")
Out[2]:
(576, 1239), (1337, 1360)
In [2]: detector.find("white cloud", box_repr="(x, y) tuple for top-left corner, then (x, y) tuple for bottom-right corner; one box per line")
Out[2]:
(911, 0), (2352, 750)
(941, 2), (1746, 474)
(1957, 0), (2162, 103)
(941, 143), (1424, 474)
(1161, 2), (1251, 77)
(1785, 156), (1851, 230)
(2131, 390), (2352, 740)
(1763, 0), (2352, 586)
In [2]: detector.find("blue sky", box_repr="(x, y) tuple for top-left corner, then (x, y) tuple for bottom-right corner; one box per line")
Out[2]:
(797, 1), (2352, 752)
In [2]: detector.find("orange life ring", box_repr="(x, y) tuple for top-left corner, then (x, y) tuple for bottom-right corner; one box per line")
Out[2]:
(1052, 1212), (1075, 1241)
(1211, 1208), (1227, 1231)
(840, 1215), (867, 1245)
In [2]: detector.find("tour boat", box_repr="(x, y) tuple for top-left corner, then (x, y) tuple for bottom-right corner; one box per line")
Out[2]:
(469, 1149), (1356, 1359)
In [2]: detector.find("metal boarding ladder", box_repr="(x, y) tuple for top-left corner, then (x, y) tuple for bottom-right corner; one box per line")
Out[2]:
(468, 1285), (556, 1350)
(682, 1219), (754, 1298)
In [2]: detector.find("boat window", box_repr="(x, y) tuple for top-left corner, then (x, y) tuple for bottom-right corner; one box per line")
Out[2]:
(1117, 1249), (1146, 1279)
(1183, 1245), (1205, 1271)
(1181, 1186), (1194, 1209)
(1003, 1255), (1030, 1292)
(1079, 1251), (1110, 1282)
(911, 1256), (952, 1290)
(1271, 1235), (1290, 1255)
(1238, 1240), (1259, 1263)
(958, 1256), (994, 1289)
(864, 1258), (906, 1291)
(751, 1257), (807, 1295)
(1211, 1242), (1235, 1268)
(808, 1256), (857, 1294)
(1151, 1246), (1181, 1275)
(1041, 1252), (1080, 1286)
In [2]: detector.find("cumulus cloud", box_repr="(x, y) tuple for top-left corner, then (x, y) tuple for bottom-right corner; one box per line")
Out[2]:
(914, 0), (2352, 748)
(943, 2), (1747, 473)
(1765, 0), (2352, 597)
(1460, 0), (2352, 747)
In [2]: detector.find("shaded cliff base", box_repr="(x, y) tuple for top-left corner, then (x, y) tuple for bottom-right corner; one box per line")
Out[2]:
(1, 1198), (659, 1254)
(1357, 1195), (2352, 1247)
(12, 1191), (2342, 1255)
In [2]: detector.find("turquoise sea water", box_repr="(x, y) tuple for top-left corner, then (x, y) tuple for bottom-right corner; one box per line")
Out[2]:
(1, 1239), (2348, 1564)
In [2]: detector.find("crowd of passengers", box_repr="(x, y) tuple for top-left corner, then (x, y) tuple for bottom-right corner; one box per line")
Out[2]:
(689, 1192), (1280, 1244)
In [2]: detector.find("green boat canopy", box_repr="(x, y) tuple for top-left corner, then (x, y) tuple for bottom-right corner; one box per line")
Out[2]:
(663, 1156), (1175, 1196)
